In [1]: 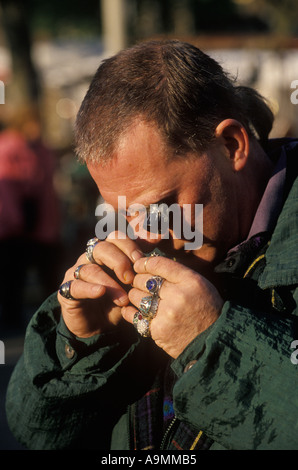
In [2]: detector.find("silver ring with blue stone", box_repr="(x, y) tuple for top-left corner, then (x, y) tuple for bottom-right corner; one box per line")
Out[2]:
(146, 276), (164, 295)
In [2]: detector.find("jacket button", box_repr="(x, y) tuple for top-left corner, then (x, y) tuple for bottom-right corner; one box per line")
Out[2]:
(183, 360), (197, 373)
(227, 258), (235, 267)
(65, 343), (75, 359)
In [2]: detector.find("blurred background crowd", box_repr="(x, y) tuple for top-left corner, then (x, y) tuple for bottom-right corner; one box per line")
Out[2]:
(0, 0), (298, 359)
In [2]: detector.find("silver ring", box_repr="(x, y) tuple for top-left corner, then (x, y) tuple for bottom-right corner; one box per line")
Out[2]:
(139, 295), (159, 319)
(148, 296), (159, 318)
(59, 280), (76, 300)
(74, 264), (84, 280)
(139, 296), (154, 317)
(86, 237), (99, 263)
(146, 276), (164, 295)
(133, 312), (151, 337)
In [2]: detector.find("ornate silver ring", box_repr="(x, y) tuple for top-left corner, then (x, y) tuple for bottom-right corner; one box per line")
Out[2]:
(139, 295), (160, 319)
(74, 264), (85, 280)
(133, 312), (151, 337)
(86, 237), (99, 263)
(59, 280), (76, 300)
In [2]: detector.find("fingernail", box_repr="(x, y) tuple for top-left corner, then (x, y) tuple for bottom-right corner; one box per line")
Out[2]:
(124, 271), (134, 283)
(132, 249), (143, 262)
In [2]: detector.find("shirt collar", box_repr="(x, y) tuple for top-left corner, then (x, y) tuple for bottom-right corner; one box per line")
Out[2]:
(224, 148), (287, 260)
(247, 149), (287, 239)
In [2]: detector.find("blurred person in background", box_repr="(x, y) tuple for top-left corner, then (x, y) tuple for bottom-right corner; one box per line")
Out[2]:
(0, 107), (60, 331)
(5, 40), (298, 450)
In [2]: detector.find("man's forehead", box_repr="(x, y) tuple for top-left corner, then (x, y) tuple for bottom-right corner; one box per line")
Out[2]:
(87, 120), (180, 207)
(90, 160), (175, 209)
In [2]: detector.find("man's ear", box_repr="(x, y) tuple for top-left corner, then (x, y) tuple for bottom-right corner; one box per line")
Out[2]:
(215, 119), (250, 172)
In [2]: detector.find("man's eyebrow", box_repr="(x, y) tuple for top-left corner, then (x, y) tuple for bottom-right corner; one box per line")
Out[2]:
(144, 195), (175, 211)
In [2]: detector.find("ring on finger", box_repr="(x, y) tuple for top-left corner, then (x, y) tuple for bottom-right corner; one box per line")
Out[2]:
(86, 237), (99, 263)
(74, 264), (85, 280)
(146, 276), (164, 295)
(133, 312), (151, 337)
(139, 296), (153, 317)
(144, 252), (160, 272)
(59, 280), (76, 300)
(148, 295), (159, 318)
(139, 295), (160, 319)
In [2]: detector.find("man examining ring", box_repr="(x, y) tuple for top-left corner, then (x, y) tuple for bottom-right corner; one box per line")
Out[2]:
(6, 40), (298, 450)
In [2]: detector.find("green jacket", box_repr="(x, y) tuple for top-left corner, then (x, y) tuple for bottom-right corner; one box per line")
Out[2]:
(6, 141), (298, 450)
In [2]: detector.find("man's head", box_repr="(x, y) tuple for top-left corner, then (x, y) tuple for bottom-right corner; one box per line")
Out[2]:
(75, 40), (275, 269)
(75, 40), (273, 165)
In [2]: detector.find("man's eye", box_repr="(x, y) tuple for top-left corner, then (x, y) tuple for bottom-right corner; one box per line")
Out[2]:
(143, 204), (169, 234)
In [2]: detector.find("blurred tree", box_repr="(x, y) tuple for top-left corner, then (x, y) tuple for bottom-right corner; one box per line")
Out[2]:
(0, 0), (40, 110)
(27, 0), (101, 38)
(0, 0), (102, 120)
(0, 0), (294, 119)
(232, 0), (298, 35)
(130, 0), (269, 41)
(189, 0), (268, 33)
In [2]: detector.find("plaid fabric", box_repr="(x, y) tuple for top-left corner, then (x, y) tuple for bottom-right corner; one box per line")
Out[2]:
(165, 421), (214, 450)
(132, 361), (214, 450)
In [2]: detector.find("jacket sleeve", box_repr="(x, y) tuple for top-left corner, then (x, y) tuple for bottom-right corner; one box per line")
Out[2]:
(171, 290), (298, 450)
(5, 293), (147, 450)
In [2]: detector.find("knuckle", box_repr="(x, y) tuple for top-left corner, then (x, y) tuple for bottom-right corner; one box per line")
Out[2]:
(107, 230), (127, 241)
(77, 253), (86, 265)
(165, 304), (178, 321)
(84, 263), (100, 277)
(175, 289), (187, 307)
(154, 256), (164, 267)
(188, 275), (201, 292)
(149, 255), (163, 272)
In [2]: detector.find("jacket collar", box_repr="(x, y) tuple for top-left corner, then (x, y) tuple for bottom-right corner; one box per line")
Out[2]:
(258, 173), (298, 289)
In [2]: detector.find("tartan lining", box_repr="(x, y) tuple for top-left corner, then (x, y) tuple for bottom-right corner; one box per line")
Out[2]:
(132, 362), (214, 450)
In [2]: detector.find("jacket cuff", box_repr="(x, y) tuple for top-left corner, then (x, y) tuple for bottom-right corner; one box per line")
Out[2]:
(171, 322), (216, 377)
(56, 315), (139, 371)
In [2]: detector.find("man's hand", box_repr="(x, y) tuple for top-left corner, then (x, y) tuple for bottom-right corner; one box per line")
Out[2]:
(121, 255), (224, 358)
(57, 234), (143, 337)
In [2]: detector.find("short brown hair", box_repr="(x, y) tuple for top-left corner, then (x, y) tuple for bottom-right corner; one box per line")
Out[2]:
(75, 40), (274, 163)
